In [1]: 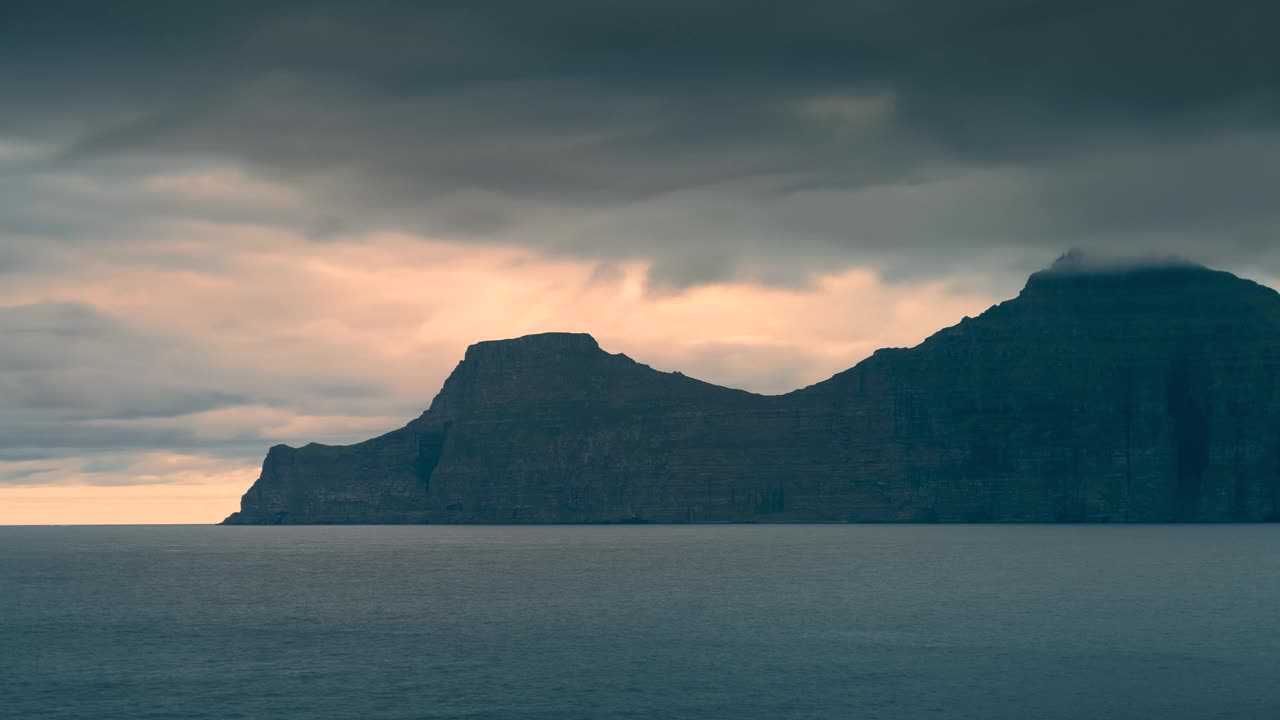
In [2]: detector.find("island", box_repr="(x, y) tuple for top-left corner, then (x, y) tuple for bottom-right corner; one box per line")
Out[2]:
(224, 254), (1280, 524)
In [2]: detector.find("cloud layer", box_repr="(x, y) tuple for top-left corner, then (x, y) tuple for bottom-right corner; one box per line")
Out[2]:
(5, 2), (1280, 282)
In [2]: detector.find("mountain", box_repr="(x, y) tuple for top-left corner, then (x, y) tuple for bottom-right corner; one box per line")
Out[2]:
(223, 256), (1280, 524)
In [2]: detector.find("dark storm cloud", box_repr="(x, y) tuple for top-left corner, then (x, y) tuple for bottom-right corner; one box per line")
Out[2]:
(3, 1), (1279, 284)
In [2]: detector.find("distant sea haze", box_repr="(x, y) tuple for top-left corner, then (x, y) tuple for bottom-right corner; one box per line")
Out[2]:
(226, 258), (1280, 525)
(3, 524), (1279, 719)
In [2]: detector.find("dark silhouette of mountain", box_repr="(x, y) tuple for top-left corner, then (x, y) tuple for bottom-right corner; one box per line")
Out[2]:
(223, 255), (1280, 524)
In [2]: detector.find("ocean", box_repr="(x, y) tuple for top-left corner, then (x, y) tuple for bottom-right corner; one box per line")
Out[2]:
(2, 525), (1278, 719)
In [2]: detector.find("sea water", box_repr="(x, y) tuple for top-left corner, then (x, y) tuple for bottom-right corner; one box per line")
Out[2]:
(2, 524), (1278, 719)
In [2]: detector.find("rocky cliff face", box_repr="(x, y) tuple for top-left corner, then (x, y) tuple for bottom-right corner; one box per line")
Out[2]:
(223, 258), (1280, 524)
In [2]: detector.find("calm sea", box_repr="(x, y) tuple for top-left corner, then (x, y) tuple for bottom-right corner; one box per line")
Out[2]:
(2, 525), (1278, 719)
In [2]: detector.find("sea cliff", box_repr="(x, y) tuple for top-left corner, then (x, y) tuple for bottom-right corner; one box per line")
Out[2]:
(224, 258), (1280, 524)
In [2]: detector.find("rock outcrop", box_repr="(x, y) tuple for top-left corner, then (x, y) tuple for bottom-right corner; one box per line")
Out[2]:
(223, 256), (1280, 524)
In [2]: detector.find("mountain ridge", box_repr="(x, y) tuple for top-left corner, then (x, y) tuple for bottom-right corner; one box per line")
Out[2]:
(224, 258), (1280, 524)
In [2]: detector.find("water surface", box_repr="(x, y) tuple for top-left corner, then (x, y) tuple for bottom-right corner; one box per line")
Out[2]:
(2, 525), (1278, 719)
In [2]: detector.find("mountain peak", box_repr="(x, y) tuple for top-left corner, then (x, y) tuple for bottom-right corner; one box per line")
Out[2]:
(463, 332), (600, 362)
(1041, 249), (1205, 276)
(1019, 250), (1222, 299)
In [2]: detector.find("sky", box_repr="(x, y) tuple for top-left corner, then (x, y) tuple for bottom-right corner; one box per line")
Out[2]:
(2, 1), (1279, 523)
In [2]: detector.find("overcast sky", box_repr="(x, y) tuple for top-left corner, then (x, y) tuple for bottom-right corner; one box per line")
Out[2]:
(2, 1), (1278, 522)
